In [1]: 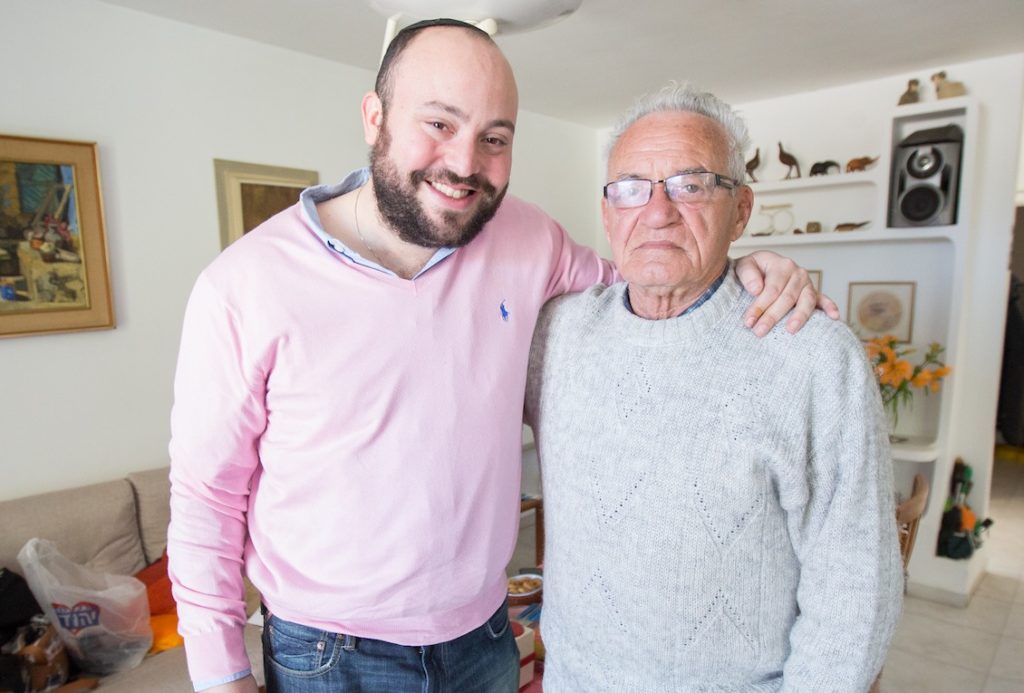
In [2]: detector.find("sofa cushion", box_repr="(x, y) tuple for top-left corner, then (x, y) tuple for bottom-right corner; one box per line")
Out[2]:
(0, 479), (147, 579)
(126, 467), (171, 564)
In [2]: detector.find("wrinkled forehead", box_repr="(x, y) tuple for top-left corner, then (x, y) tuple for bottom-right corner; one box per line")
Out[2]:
(608, 111), (730, 178)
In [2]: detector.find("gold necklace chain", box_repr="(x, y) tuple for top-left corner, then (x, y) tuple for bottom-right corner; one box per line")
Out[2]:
(353, 184), (386, 267)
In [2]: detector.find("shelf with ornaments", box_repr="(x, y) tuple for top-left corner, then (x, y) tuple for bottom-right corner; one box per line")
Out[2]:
(737, 157), (885, 245)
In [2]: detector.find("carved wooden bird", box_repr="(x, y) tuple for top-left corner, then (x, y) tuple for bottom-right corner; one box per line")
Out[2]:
(778, 142), (800, 179)
(898, 79), (920, 105)
(745, 148), (760, 182)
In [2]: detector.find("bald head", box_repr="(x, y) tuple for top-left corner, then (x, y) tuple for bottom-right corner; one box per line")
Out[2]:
(376, 19), (510, 112)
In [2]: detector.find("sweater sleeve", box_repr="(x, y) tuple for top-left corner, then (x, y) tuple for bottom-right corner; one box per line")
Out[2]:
(778, 348), (903, 692)
(542, 220), (618, 300)
(167, 272), (268, 685)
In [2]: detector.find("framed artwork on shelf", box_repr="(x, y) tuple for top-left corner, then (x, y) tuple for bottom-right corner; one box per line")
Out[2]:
(0, 134), (115, 338)
(807, 270), (822, 292)
(847, 281), (916, 342)
(214, 159), (319, 249)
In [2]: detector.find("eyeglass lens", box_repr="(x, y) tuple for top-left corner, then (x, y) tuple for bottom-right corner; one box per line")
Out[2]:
(605, 172), (730, 208)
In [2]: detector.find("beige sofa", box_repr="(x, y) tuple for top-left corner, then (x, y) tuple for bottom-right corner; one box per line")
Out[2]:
(0, 467), (264, 692)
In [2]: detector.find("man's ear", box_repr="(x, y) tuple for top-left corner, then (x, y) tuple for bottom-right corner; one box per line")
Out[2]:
(362, 91), (384, 146)
(731, 185), (754, 242)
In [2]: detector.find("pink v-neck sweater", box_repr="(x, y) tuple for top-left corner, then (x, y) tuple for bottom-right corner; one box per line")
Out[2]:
(167, 189), (614, 685)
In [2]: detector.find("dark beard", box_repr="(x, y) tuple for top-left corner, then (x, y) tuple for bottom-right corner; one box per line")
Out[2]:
(369, 125), (507, 249)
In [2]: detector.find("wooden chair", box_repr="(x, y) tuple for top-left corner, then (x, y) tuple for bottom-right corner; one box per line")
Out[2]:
(896, 473), (930, 570)
(871, 473), (930, 692)
(520, 496), (545, 565)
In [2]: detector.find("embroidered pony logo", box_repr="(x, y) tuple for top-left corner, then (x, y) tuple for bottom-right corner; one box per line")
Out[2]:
(53, 601), (101, 634)
(500, 300), (510, 322)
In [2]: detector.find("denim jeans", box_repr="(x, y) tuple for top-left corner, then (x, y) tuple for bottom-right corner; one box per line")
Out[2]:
(262, 601), (519, 693)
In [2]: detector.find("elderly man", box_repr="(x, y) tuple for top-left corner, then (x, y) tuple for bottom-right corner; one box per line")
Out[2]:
(169, 19), (837, 693)
(526, 83), (902, 691)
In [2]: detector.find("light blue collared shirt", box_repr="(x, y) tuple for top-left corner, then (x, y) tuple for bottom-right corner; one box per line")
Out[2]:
(299, 168), (457, 279)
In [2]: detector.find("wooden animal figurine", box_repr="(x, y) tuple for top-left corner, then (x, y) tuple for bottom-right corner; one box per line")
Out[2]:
(846, 156), (879, 173)
(745, 148), (760, 182)
(835, 221), (870, 232)
(809, 160), (840, 176)
(932, 71), (966, 99)
(778, 142), (800, 179)
(898, 79), (920, 105)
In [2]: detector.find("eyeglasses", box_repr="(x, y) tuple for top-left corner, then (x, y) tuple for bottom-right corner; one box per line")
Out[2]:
(602, 171), (740, 209)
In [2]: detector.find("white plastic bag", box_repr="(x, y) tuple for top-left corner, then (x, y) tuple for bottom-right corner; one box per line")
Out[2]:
(16, 538), (152, 675)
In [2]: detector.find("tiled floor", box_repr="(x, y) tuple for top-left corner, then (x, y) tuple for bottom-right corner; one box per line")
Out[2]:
(509, 448), (1024, 692)
(881, 449), (1024, 692)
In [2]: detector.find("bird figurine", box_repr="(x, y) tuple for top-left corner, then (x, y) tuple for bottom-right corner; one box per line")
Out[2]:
(898, 79), (920, 105)
(778, 142), (800, 179)
(932, 71), (966, 99)
(745, 148), (760, 182)
(846, 156), (879, 173)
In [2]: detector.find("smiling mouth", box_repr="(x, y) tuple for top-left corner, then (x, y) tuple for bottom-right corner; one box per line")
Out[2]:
(428, 180), (473, 200)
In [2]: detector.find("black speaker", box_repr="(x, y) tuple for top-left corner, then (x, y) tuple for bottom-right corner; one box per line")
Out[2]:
(888, 124), (963, 227)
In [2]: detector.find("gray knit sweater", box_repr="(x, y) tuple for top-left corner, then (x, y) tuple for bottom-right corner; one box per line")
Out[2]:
(525, 269), (902, 692)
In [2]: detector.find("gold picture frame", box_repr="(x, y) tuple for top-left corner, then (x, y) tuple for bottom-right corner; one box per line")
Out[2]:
(807, 270), (822, 293)
(214, 159), (319, 248)
(847, 281), (916, 342)
(0, 134), (114, 338)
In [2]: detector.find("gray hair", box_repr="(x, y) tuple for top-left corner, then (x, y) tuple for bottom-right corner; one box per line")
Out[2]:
(606, 81), (751, 183)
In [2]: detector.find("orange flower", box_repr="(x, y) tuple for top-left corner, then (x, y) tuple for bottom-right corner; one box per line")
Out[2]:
(929, 366), (952, 392)
(863, 336), (951, 429)
(911, 370), (934, 388)
(880, 359), (913, 387)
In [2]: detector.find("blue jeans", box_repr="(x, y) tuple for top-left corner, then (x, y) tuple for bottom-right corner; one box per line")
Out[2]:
(262, 602), (519, 693)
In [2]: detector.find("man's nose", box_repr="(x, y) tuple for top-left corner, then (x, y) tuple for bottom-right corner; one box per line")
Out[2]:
(641, 182), (682, 225)
(442, 136), (480, 178)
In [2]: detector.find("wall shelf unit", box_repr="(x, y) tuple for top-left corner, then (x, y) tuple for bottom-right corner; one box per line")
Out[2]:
(737, 97), (976, 513)
(749, 170), (881, 195)
(733, 226), (955, 249)
(892, 436), (939, 464)
(729, 57), (1023, 606)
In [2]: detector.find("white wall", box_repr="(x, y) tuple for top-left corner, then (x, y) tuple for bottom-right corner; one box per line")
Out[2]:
(1018, 121), (1024, 205)
(0, 0), (603, 500)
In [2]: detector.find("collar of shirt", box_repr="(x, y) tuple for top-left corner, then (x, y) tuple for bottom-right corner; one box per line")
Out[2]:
(298, 167), (457, 279)
(623, 264), (730, 317)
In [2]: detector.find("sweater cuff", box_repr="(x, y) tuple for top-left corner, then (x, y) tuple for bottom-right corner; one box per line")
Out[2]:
(184, 626), (250, 686)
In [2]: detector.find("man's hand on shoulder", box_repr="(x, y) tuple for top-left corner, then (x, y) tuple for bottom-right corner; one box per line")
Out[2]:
(735, 251), (840, 336)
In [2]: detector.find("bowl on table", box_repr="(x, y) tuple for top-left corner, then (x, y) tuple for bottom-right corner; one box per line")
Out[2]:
(507, 573), (543, 606)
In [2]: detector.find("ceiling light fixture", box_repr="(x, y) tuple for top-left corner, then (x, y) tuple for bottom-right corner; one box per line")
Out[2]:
(366, 0), (583, 60)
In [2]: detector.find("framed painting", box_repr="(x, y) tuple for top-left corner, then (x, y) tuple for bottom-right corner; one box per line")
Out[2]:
(807, 270), (822, 293)
(847, 281), (916, 342)
(214, 159), (319, 248)
(0, 134), (114, 338)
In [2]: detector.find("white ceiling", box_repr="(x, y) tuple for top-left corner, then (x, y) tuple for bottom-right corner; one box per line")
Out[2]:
(97, 0), (1024, 128)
